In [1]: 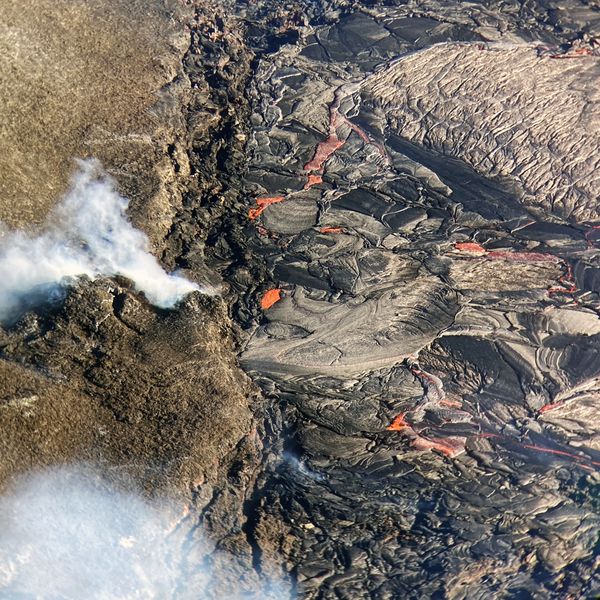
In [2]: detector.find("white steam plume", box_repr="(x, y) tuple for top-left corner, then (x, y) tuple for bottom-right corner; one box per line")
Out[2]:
(0, 466), (292, 599)
(0, 159), (202, 325)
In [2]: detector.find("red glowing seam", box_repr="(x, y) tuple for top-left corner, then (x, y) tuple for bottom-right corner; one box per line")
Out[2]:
(389, 401), (600, 464)
(304, 91), (387, 172)
(387, 413), (410, 431)
(320, 227), (343, 233)
(410, 436), (465, 458)
(453, 246), (562, 264)
(336, 105), (387, 159)
(454, 242), (485, 252)
(304, 96), (346, 171)
(387, 367), (470, 458)
(391, 370), (600, 465)
(585, 225), (600, 248)
(478, 433), (600, 468)
(455, 246), (576, 295)
(538, 401), (567, 414)
(304, 133), (345, 171)
(548, 262), (577, 294)
(304, 174), (323, 189)
(551, 48), (598, 58)
(256, 226), (280, 240)
(343, 120), (387, 158)
(167, 505), (191, 534)
(387, 414), (466, 458)
(510, 220), (536, 233)
(248, 196), (285, 220)
(410, 368), (462, 407)
(439, 399), (463, 408)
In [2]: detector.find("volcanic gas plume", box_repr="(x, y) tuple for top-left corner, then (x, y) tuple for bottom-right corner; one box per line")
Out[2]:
(0, 159), (203, 325)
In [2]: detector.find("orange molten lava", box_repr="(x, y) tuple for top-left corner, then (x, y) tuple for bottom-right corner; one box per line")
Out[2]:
(585, 225), (600, 247)
(410, 437), (465, 458)
(455, 242), (485, 252)
(248, 196), (285, 219)
(548, 262), (577, 294)
(304, 174), (323, 189)
(439, 398), (463, 408)
(261, 289), (282, 309)
(538, 401), (567, 414)
(304, 133), (345, 171)
(387, 413), (410, 431)
(320, 227), (342, 233)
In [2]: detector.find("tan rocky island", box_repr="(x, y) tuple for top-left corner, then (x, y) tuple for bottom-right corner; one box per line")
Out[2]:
(0, 2), (277, 597)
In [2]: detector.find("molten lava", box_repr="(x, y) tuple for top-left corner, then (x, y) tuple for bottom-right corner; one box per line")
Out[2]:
(261, 288), (282, 309)
(248, 196), (285, 220)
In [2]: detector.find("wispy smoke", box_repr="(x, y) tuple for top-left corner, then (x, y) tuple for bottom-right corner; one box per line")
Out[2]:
(0, 160), (202, 325)
(282, 453), (326, 482)
(0, 467), (292, 599)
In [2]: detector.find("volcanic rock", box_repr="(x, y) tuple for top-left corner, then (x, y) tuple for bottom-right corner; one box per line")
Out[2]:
(0, 277), (253, 488)
(4, 1), (600, 599)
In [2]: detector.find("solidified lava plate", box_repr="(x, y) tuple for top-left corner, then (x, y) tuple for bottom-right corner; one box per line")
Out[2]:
(3, 1), (600, 599)
(236, 6), (600, 599)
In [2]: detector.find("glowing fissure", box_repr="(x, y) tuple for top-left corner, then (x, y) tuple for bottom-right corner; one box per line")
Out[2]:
(304, 84), (386, 173)
(452, 243), (577, 295)
(387, 365), (471, 458)
(248, 196), (285, 220)
(261, 288), (282, 309)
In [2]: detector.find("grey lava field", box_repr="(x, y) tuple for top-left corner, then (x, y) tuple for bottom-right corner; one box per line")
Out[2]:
(2, 0), (600, 598)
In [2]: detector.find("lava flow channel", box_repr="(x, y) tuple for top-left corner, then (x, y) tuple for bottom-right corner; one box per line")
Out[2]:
(304, 84), (386, 172)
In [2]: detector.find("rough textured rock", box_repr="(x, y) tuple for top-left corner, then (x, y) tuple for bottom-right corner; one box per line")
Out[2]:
(4, 0), (600, 599)
(0, 277), (253, 488)
(0, 0), (190, 244)
(214, 4), (600, 599)
(364, 42), (600, 222)
(0, 4), (289, 597)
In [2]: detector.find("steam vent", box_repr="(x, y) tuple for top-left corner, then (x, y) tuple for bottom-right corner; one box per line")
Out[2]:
(2, 0), (600, 597)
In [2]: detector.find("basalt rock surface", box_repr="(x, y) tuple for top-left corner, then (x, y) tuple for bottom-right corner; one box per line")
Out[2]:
(0, 4), (286, 598)
(0, 277), (253, 487)
(214, 3), (600, 599)
(3, 0), (600, 599)
(0, 0), (191, 242)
